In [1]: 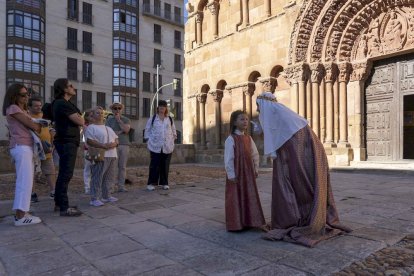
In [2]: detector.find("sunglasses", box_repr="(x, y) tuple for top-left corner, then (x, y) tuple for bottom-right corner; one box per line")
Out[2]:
(112, 107), (122, 110)
(19, 93), (29, 98)
(68, 84), (74, 88)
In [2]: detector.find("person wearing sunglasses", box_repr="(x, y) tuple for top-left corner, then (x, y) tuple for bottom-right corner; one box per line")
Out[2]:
(106, 101), (131, 192)
(2, 83), (42, 226)
(52, 78), (84, 217)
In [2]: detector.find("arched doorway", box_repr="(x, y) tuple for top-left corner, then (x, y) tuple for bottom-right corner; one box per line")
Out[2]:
(365, 53), (414, 160)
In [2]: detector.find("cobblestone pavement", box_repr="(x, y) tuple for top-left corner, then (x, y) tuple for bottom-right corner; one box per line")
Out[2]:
(0, 166), (414, 275)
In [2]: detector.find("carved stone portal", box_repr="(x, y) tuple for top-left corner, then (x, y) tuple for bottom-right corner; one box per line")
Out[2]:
(352, 8), (412, 61)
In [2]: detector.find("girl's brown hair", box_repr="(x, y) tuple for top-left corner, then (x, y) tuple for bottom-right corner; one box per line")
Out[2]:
(2, 83), (27, 116)
(229, 110), (247, 134)
(156, 106), (169, 116)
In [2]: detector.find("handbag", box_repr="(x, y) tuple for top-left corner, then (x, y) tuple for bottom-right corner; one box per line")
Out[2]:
(85, 126), (109, 162)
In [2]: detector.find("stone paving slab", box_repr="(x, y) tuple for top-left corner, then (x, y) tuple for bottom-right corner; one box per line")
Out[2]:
(0, 170), (414, 275)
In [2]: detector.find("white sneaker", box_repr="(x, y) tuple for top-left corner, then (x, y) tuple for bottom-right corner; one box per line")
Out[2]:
(147, 184), (155, 191)
(89, 199), (104, 207)
(162, 185), (170, 190)
(101, 196), (118, 203)
(14, 214), (42, 226)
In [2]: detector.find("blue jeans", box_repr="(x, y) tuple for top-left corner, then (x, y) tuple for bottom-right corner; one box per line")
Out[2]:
(54, 142), (78, 211)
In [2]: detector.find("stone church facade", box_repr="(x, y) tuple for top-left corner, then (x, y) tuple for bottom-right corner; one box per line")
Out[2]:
(183, 0), (414, 166)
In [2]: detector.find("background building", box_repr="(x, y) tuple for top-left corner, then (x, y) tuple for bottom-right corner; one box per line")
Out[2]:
(0, 0), (184, 143)
(137, 0), (184, 142)
(184, 0), (414, 166)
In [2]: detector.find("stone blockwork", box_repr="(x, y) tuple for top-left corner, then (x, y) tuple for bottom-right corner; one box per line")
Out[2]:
(184, 0), (414, 166)
(0, 142), (195, 173)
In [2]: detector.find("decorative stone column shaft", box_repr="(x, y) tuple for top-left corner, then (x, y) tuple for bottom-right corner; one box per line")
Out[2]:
(211, 89), (224, 148)
(243, 83), (255, 134)
(338, 62), (352, 147)
(195, 12), (203, 46)
(265, 0), (271, 17)
(197, 93), (207, 149)
(310, 63), (324, 138)
(242, 0), (249, 27)
(207, 2), (219, 39)
(324, 62), (338, 146)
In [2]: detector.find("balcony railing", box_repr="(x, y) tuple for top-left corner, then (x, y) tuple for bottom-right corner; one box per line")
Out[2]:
(67, 68), (77, 81)
(82, 42), (93, 54)
(67, 8), (78, 21)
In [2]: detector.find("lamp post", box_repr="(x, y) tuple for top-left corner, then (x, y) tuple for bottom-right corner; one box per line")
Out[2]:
(150, 78), (178, 117)
(156, 64), (161, 107)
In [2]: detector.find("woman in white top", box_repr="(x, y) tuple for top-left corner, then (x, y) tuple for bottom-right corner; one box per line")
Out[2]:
(84, 106), (119, 206)
(144, 100), (177, 191)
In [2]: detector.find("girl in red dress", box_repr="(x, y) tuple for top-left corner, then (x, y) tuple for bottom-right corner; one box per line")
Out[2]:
(224, 110), (265, 231)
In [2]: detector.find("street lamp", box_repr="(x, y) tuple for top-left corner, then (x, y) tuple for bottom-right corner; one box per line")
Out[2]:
(150, 78), (178, 117)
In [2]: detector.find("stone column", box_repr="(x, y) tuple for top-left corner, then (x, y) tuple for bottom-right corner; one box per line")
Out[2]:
(197, 93), (207, 149)
(319, 79), (326, 142)
(333, 79), (339, 143)
(264, 0), (271, 17)
(349, 61), (372, 161)
(195, 12), (203, 46)
(310, 63), (324, 138)
(242, 0), (249, 27)
(338, 62), (352, 147)
(324, 62), (338, 146)
(306, 79), (312, 126)
(211, 89), (223, 148)
(286, 64), (309, 117)
(207, 2), (219, 39)
(243, 83), (255, 134)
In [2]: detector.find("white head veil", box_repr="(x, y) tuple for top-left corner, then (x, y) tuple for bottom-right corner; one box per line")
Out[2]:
(256, 92), (308, 158)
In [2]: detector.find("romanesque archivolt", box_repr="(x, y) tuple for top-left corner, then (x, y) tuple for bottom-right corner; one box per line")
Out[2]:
(353, 8), (414, 61)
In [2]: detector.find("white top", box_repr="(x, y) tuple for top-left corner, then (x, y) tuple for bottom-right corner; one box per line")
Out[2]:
(84, 124), (118, 158)
(224, 129), (260, 179)
(144, 115), (177, 154)
(256, 91), (308, 158)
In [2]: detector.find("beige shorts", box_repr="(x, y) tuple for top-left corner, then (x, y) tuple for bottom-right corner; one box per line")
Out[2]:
(41, 158), (56, 176)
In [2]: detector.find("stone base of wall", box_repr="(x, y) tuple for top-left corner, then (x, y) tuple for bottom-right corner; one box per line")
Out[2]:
(325, 146), (353, 166)
(0, 141), (196, 174)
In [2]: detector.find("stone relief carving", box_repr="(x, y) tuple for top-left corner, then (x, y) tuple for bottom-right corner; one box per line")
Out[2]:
(207, 1), (219, 15)
(324, 62), (339, 83)
(350, 61), (373, 81)
(310, 63), (325, 83)
(196, 93), (207, 103)
(284, 63), (310, 86)
(338, 62), (352, 83)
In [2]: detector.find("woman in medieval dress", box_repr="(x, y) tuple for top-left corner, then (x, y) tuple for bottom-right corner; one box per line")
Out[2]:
(253, 84), (351, 247)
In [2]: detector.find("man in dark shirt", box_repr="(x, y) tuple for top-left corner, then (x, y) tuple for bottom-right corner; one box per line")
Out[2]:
(52, 79), (84, 217)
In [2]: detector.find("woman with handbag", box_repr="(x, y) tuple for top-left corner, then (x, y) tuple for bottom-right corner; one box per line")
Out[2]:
(84, 106), (119, 206)
(3, 83), (42, 226)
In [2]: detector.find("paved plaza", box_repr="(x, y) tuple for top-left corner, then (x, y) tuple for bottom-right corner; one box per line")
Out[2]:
(0, 166), (414, 275)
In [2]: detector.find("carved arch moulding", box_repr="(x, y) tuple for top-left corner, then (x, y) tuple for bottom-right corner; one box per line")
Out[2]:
(287, 0), (414, 84)
(289, 0), (414, 64)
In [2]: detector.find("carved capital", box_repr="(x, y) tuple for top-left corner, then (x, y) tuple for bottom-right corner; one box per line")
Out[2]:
(210, 89), (224, 102)
(338, 62), (352, 83)
(324, 62), (338, 83)
(350, 61), (373, 82)
(310, 63), (325, 84)
(195, 12), (203, 23)
(284, 63), (310, 85)
(207, 1), (219, 15)
(196, 93), (207, 103)
(259, 77), (278, 92)
(242, 82), (255, 97)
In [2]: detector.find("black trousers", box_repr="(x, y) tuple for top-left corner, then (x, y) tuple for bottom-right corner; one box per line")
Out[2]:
(54, 142), (78, 211)
(147, 150), (172, 186)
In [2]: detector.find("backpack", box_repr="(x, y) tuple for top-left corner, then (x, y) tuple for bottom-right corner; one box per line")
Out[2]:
(143, 115), (173, 143)
(151, 114), (173, 127)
